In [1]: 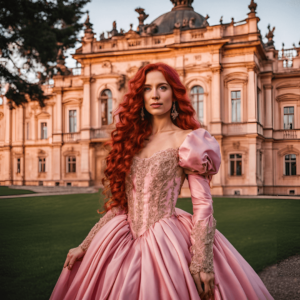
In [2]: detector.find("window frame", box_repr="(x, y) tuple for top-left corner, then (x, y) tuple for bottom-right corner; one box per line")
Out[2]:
(283, 106), (294, 130)
(229, 153), (243, 176)
(190, 85), (204, 124)
(231, 90), (241, 123)
(40, 122), (47, 139)
(16, 158), (21, 173)
(38, 157), (46, 173)
(66, 156), (76, 173)
(284, 154), (297, 176)
(100, 89), (113, 126)
(69, 109), (77, 133)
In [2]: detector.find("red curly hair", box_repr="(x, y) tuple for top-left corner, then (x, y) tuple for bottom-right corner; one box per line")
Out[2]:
(100, 62), (200, 214)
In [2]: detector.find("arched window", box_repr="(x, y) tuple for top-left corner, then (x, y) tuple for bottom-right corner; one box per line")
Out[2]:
(100, 89), (113, 125)
(285, 154), (296, 176)
(190, 86), (204, 123)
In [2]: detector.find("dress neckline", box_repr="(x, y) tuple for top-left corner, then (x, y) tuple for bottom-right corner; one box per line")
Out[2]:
(133, 147), (179, 161)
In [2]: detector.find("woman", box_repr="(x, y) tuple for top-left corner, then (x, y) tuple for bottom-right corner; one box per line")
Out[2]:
(50, 63), (274, 300)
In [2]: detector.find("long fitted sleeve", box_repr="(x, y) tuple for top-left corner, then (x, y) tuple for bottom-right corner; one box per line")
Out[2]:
(188, 174), (216, 274)
(79, 206), (124, 251)
(178, 128), (221, 275)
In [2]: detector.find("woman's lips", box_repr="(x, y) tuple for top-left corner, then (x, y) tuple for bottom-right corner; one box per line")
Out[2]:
(150, 104), (162, 108)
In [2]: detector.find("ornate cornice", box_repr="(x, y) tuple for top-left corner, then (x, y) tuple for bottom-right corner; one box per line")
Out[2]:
(276, 93), (300, 102)
(35, 111), (51, 119)
(224, 72), (248, 84)
(278, 145), (300, 156)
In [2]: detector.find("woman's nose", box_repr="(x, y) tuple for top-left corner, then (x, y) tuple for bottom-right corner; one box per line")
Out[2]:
(151, 88), (159, 99)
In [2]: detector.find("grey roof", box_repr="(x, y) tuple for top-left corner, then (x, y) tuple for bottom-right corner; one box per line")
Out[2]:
(150, 9), (206, 35)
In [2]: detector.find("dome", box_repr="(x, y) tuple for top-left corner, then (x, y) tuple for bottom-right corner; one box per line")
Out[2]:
(149, 5), (206, 35)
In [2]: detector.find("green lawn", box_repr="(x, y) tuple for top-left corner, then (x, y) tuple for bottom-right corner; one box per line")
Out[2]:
(0, 192), (299, 300)
(0, 186), (36, 196)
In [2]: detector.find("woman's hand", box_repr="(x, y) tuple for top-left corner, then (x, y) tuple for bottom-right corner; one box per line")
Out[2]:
(63, 246), (86, 270)
(192, 271), (215, 300)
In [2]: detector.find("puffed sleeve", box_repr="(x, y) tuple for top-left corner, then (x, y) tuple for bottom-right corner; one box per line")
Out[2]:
(178, 128), (221, 275)
(79, 206), (125, 252)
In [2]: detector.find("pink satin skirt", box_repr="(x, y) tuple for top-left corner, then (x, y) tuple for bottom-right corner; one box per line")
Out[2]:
(50, 208), (274, 300)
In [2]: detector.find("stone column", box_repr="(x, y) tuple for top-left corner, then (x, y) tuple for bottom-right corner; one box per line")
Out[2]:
(248, 140), (257, 188)
(80, 142), (90, 183)
(247, 66), (257, 122)
(4, 97), (11, 145)
(81, 75), (91, 140)
(263, 141), (274, 193)
(264, 84), (273, 128)
(52, 147), (61, 181)
(89, 145), (95, 184)
(3, 96), (12, 184)
(55, 91), (63, 134)
(210, 66), (222, 135)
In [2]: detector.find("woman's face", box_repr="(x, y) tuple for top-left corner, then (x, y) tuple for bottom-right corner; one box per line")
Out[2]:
(143, 70), (173, 118)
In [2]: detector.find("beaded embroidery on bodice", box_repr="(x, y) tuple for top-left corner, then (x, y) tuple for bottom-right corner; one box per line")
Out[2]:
(125, 148), (185, 238)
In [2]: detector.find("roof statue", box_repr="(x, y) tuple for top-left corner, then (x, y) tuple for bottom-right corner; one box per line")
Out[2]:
(248, 0), (257, 13)
(265, 24), (275, 48)
(135, 8), (149, 33)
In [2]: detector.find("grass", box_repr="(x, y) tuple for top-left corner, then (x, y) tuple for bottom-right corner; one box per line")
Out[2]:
(0, 192), (299, 300)
(0, 186), (36, 196)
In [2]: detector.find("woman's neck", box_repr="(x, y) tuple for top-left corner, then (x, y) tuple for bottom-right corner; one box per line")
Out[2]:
(151, 114), (176, 135)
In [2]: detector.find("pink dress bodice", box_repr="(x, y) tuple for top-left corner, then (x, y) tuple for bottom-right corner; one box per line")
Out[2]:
(125, 148), (184, 239)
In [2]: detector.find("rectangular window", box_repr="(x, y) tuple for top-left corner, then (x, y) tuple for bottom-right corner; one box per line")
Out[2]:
(66, 156), (76, 173)
(26, 122), (30, 140)
(38, 158), (46, 173)
(230, 154), (242, 176)
(17, 158), (21, 173)
(283, 107), (294, 129)
(231, 91), (241, 122)
(41, 122), (47, 139)
(285, 154), (296, 176)
(69, 110), (77, 133)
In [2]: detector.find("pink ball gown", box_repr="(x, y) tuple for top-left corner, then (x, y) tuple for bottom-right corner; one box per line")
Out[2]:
(50, 128), (274, 300)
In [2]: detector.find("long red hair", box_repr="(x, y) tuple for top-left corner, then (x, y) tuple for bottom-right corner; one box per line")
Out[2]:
(100, 63), (200, 213)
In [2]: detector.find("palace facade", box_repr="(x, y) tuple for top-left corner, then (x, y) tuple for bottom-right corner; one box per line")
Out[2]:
(0, 0), (299, 196)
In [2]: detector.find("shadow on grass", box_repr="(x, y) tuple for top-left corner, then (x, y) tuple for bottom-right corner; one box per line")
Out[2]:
(0, 186), (36, 196)
(0, 193), (299, 300)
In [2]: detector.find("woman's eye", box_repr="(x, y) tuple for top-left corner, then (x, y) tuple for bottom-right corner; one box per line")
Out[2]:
(144, 87), (151, 92)
(160, 86), (167, 91)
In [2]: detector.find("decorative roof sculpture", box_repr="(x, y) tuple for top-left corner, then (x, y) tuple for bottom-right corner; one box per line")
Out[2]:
(248, 0), (257, 13)
(265, 24), (275, 48)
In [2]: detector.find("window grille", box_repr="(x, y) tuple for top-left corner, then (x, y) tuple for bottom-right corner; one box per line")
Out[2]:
(230, 154), (242, 176)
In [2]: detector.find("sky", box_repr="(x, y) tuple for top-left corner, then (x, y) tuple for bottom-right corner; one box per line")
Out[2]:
(65, 0), (300, 67)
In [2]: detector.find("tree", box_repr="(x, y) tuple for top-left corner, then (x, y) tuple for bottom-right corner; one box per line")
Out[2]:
(0, 0), (90, 107)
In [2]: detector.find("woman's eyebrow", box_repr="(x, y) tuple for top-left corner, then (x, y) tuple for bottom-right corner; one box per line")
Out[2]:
(143, 82), (169, 86)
